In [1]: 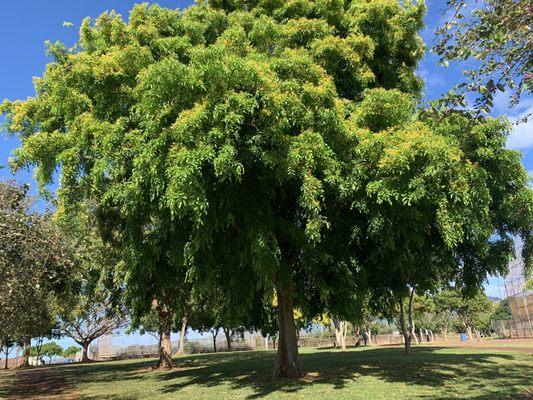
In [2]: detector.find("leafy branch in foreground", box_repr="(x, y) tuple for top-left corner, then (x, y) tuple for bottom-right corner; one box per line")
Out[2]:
(434, 0), (532, 114)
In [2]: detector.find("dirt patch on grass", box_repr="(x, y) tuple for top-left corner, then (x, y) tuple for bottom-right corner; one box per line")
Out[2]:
(463, 346), (533, 354)
(7, 367), (77, 400)
(444, 338), (533, 354)
(381, 338), (533, 354)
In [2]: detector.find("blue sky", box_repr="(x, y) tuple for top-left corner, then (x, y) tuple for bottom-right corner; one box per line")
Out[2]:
(0, 1), (530, 348)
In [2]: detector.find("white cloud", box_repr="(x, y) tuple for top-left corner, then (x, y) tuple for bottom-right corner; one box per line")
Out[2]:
(490, 92), (533, 150)
(505, 102), (533, 151)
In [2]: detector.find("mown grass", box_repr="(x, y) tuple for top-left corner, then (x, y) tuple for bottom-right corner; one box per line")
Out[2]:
(23, 346), (529, 399)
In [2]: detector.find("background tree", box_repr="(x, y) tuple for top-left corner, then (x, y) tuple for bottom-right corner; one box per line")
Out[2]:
(434, 289), (462, 341)
(524, 277), (533, 292)
(434, 0), (532, 112)
(491, 298), (513, 322)
(188, 305), (222, 353)
(348, 87), (531, 353)
(1, 337), (15, 369)
(345, 89), (486, 353)
(412, 294), (438, 342)
(39, 342), (63, 364)
(458, 290), (493, 339)
(56, 204), (125, 363)
(62, 346), (81, 360)
(59, 298), (123, 363)
(0, 181), (73, 367)
(435, 287), (493, 339)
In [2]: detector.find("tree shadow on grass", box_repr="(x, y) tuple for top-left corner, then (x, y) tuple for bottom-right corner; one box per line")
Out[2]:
(153, 347), (532, 399)
(44, 347), (532, 399)
(0, 370), (15, 398)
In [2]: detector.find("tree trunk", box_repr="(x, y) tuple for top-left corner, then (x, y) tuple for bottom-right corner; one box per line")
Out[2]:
(159, 328), (172, 368)
(466, 324), (473, 340)
(366, 328), (372, 345)
(272, 336), (277, 350)
(399, 298), (411, 355)
(81, 341), (90, 363)
(223, 327), (232, 351)
(20, 336), (31, 368)
(212, 329), (218, 353)
(153, 299), (173, 369)
(4, 351), (8, 369)
(334, 320), (341, 349)
(177, 315), (187, 355)
(411, 325), (420, 345)
(343, 322), (348, 350)
(273, 282), (303, 378)
(408, 288), (419, 346)
(339, 321), (348, 351)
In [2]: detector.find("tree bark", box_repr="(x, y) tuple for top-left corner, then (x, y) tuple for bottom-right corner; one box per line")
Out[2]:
(411, 325), (420, 345)
(212, 329), (218, 353)
(81, 341), (90, 363)
(273, 282), (303, 378)
(343, 322), (347, 350)
(399, 298), (411, 355)
(223, 327), (232, 351)
(334, 320), (341, 349)
(153, 299), (173, 369)
(159, 328), (172, 368)
(20, 336), (31, 368)
(466, 323), (473, 340)
(408, 288), (419, 346)
(339, 321), (348, 351)
(177, 315), (187, 355)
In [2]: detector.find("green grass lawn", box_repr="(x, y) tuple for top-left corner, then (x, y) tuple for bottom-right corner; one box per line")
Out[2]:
(11, 346), (527, 400)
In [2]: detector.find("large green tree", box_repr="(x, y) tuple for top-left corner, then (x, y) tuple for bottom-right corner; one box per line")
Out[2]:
(1, 0), (425, 377)
(350, 95), (532, 352)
